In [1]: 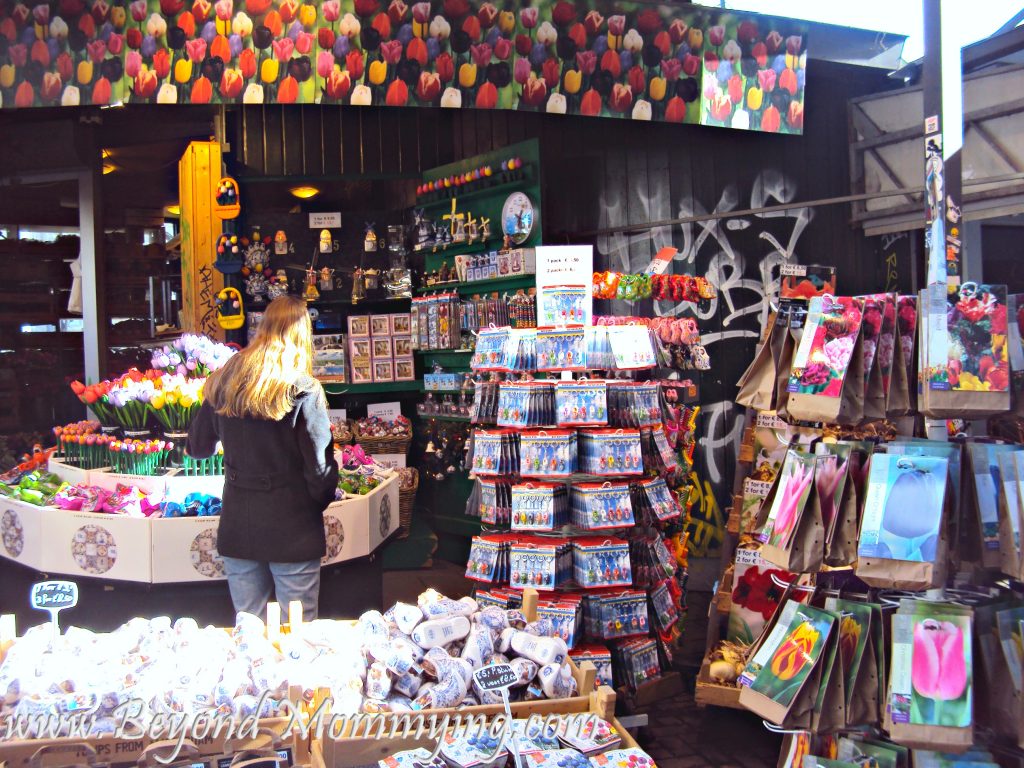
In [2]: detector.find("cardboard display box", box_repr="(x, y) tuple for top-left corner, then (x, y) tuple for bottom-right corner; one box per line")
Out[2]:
(0, 496), (46, 570)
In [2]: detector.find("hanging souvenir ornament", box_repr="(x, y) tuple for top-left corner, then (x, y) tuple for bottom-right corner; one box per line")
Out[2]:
(214, 233), (242, 274)
(274, 230), (289, 256)
(319, 267), (335, 292)
(215, 287), (245, 329)
(364, 223), (378, 253)
(319, 229), (333, 254)
(266, 270), (289, 300)
(351, 266), (367, 304)
(304, 266), (320, 302)
(213, 177), (241, 220)
(241, 234), (272, 303)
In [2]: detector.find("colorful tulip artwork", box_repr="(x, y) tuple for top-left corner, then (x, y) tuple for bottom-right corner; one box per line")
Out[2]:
(925, 282), (1010, 393)
(787, 296), (864, 398)
(761, 449), (815, 551)
(0, 0), (807, 132)
(747, 603), (833, 707)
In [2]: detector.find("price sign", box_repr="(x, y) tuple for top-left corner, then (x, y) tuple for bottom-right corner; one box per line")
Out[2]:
(643, 247), (678, 276)
(473, 664), (523, 768)
(535, 245), (594, 327)
(367, 402), (402, 421)
(473, 663), (518, 692)
(31, 580), (78, 641)
(779, 263), (807, 277)
(309, 212), (342, 229)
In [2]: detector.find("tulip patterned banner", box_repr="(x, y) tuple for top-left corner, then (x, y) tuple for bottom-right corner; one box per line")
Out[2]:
(0, 0), (808, 132)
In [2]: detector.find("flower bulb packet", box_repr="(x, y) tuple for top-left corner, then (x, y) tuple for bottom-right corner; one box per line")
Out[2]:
(857, 453), (949, 590)
(965, 442), (1016, 567)
(888, 600), (973, 751)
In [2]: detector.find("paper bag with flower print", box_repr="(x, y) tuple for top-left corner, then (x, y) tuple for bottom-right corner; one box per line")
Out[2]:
(739, 601), (837, 727)
(810, 625), (846, 733)
(887, 296), (916, 417)
(775, 303), (808, 422)
(996, 451), (1024, 581)
(856, 453), (950, 591)
(921, 283), (1011, 419)
(758, 450), (824, 574)
(813, 442), (861, 568)
(738, 311), (790, 412)
(860, 294), (891, 420)
(825, 598), (880, 728)
(785, 296), (866, 426)
(886, 601), (974, 751)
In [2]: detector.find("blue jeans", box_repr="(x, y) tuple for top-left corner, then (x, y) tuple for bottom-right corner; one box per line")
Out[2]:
(221, 557), (321, 621)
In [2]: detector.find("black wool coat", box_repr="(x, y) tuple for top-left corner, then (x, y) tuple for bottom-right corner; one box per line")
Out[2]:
(186, 377), (339, 562)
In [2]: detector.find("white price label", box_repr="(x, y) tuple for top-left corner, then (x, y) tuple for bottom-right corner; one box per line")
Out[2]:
(779, 263), (807, 277)
(367, 402), (402, 421)
(309, 212), (342, 229)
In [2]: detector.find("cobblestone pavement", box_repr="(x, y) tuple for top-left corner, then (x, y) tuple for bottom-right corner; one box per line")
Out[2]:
(634, 685), (782, 768)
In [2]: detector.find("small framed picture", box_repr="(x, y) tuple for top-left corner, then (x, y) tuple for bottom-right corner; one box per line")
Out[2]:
(371, 315), (391, 337)
(372, 337), (393, 359)
(390, 313), (411, 335)
(349, 338), (371, 362)
(348, 315), (370, 337)
(393, 336), (413, 357)
(395, 359), (415, 381)
(351, 363), (373, 383)
(373, 360), (395, 382)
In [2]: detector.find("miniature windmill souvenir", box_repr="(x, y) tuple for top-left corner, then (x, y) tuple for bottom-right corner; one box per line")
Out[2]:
(304, 265), (320, 302)
(480, 216), (492, 242)
(412, 209), (434, 252)
(442, 198), (465, 243)
(466, 213), (479, 244)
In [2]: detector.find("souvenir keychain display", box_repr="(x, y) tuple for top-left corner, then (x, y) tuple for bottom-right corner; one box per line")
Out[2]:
(536, 597), (582, 647)
(511, 482), (568, 532)
(571, 482), (635, 530)
(510, 538), (572, 591)
(470, 429), (520, 475)
(649, 580), (680, 634)
(578, 429), (643, 476)
(585, 590), (649, 641)
(607, 382), (662, 428)
(556, 380), (608, 427)
(539, 285), (589, 326)
(612, 637), (661, 691)
(477, 478), (511, 526)
(465, 533), (517, 583)
(640, 426), (682, 475)
(536, 327), (587, 372)
(573, 538), (633, 588)
(630, 535), (678, 587)
(496, 381), (556, 428)
(570, 646), (613, 688)
(633, 477), (683, 523)
(585, 326), (615, 370)
(519, 430), (577, 478)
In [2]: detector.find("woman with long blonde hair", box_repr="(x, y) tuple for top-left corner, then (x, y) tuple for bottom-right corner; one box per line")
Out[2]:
(188, 295), (338, 620)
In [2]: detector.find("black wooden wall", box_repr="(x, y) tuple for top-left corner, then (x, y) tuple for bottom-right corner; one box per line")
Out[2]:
(227, 60), (902, 561)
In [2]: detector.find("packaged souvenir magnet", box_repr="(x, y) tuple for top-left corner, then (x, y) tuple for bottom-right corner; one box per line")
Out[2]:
(649, 580), (679, 634)
(519, 430), (578, 478)
(571, 482), (635, 530)
(633, 477), (682, 523)
(584, 589), (649, 640)
(471, 429), (520, 475)
(536, 326), (587, 372)
(539, 285), (589, 326)
(578, 429), (643, 476)
(478, 478), (512, 525)
(585, 327), (615, 370)
(569, 645), (613, 688)
(606, 326), (657, 370)
(536, 598), (582, 648)
(556, 380), (609, 427)
(573, 538), (632, 589)
(510, 538), (572, 592)
(497, 381), (556, 428)
(512, 482), (568, 532)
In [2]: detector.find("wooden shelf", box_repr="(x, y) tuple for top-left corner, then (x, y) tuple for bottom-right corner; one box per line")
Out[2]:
(418, 274), (535, 296)
(320, 380), (421, 395)
(416, 412), (472, 423)
(416, 238), (503, 267)
(416, 165), (535, 209)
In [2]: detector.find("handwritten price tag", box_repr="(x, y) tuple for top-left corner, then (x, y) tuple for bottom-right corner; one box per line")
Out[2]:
(473, 663), (518, 692)
(31, 580), (78, 642)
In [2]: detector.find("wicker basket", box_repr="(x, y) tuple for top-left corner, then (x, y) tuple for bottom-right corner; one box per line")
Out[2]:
(331, 421), (354, 445)
(353, 422), (412, 455)
(397, 468), (419, 539)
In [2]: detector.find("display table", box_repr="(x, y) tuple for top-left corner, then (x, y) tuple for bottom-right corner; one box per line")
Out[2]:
(0, 458), (399, 629)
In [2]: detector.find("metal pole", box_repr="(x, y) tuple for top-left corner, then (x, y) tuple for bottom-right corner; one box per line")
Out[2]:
(922, 0), (964, 439)
(78, 166), (107, 382)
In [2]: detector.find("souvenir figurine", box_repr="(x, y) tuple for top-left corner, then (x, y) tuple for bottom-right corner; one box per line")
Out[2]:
(452, 216), (467, 244)
(274, 230), (289, 256)
(267, 269), (289, 300)
(364, 223), (378, 253)
(319, 229), (333, 254)
(466, 214), (479, 244)
(319, 267), (335, 292)
(304, 266), (320, 302)
(352, 266), (366, 304)
(242, 236), (272, 303)
(412, 209), (434, 251)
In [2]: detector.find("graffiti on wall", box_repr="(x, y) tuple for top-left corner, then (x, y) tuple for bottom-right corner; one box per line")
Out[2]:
(595, 168), (814, 554)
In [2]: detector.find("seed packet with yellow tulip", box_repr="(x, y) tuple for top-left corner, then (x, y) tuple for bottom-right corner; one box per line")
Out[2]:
(890, 601), (973, 731)
(824, 598), (873, 714)
(742, 603), (835, 713)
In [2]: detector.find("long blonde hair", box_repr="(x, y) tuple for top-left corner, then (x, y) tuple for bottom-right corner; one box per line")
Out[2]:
(205, 295), (318, 420)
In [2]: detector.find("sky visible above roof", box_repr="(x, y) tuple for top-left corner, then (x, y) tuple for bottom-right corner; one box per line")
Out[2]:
(691, 0), (1024, 63)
